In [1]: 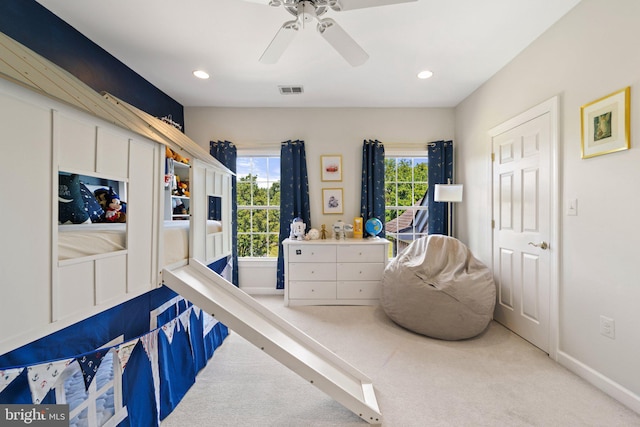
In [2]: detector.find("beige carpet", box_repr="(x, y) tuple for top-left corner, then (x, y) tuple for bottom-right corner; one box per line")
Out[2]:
(161, 295), (640, 426)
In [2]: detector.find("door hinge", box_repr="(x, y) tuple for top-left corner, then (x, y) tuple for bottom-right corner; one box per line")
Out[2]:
(491, 219), (495, 229)
(491, 153), (495, 162)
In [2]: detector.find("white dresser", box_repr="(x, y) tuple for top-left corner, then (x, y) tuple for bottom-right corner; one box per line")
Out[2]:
(282, 238), (389, 306)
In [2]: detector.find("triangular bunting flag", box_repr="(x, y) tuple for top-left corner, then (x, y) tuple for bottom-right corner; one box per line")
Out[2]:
(116, 339), (139, 372)
(27, 359), (73, 404)
(140, 329), (158, 362)
(77, 350), (107, 390)
(161, 319), (177, 344)
(179, 309), (191, 333)
(192, 306), (201, 318)
(202, 312), (219, 336)
(0, 368), (24, 394)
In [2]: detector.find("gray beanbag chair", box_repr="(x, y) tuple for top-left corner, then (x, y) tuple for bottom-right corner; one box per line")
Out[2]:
(381, 235), (496, 340)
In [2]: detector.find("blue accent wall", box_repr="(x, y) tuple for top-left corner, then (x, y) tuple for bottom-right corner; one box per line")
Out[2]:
(0, 0), (184, 129)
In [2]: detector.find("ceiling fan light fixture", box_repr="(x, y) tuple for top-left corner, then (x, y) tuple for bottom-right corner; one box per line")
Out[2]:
(417, 70), (433, 79)
(193, 70), (210, 79)
(298, 1), (318, 24)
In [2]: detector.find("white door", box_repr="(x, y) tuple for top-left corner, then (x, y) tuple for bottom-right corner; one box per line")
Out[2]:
(490, 98), (558, 354)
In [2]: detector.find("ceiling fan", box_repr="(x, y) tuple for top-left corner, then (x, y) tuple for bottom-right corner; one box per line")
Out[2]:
(248, 0), (417, 67)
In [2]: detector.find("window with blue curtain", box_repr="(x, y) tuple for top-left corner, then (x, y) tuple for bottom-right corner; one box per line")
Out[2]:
(360, 140), (386, 237)
(276, 140), (310, 289)
(427, 140), (453, 235)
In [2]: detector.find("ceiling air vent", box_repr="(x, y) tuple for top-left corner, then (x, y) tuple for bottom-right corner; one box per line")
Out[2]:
(279, 85), (304, 95)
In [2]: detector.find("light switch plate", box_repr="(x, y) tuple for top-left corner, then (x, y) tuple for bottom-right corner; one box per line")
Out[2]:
(567, 198), (577, 216)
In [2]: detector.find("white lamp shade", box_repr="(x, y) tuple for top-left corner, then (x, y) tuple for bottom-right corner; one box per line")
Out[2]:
(434, 184), (463, 203)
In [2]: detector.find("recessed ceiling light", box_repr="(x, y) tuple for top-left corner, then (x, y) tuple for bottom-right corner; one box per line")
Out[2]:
(193, 70), (210, 79)
(417, 70), (433, 80)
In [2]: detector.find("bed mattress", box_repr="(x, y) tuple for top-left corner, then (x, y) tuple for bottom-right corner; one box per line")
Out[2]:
(58, 223), (127, 261)
(58, 221), (222, 265)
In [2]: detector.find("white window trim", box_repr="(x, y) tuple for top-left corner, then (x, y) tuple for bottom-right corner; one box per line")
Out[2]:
(385, 154), (429, 259)
(55, 336), (127, 427)
(237, 153), (281, 258)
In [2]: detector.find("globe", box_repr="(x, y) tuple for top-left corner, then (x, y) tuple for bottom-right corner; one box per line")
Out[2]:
(365, 218), (383, 237)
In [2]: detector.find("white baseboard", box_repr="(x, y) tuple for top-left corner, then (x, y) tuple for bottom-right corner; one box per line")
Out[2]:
(241, 287), (284, 296)
(557, 350), (640, 414)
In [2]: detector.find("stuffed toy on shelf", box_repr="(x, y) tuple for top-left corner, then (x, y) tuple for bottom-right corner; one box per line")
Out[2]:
(94, 187), (126, 223)
(166, 146), (189, 165)
(105, 191), (126, 223)
(173, 176), (190, 197)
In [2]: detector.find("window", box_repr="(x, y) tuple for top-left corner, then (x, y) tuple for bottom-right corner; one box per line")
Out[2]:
(54, 338), (127, 427)
(384, 156), (428, 257)
(237, 156), (281, 257)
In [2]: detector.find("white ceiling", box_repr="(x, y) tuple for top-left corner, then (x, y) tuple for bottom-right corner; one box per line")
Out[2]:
(36, 0), (580, 108)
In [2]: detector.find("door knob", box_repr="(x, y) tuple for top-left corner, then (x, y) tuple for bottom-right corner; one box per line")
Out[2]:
(528, 241), (549, 250)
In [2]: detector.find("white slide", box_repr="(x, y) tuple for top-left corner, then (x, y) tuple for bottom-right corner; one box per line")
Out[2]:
(162, 260), (382, 425)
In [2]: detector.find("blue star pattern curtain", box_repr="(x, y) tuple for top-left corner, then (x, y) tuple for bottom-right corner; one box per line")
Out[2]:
(427, 140), (454, 235)
(210, 140), (239, 287)
(360, 140), (385, 237)
(277, 140), (311, 289)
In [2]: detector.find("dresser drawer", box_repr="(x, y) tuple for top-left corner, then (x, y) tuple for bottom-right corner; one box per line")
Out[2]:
(289, 262), (336, 281)
(288, 244), (336, 263)
(337, 263), (385, 281)
(289, 281), (337, 299)
(337, 244), (385, 263)
(337, 281), (381, 300)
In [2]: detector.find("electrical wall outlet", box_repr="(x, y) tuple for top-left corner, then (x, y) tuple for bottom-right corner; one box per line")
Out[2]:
(600, 315), (615, 339)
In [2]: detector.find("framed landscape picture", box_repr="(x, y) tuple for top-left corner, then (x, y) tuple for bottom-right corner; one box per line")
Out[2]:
(321, 155), (342, 181)
(580, 87), (630, 159)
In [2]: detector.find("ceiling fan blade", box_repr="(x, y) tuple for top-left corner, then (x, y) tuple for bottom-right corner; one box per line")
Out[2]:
(259, 21), (299, 64)
(317, 18), (369, 66)
(331, 0), (417, 12)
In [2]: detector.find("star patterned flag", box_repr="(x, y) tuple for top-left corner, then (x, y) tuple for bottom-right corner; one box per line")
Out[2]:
(0, 368), (24, 394)
(77, 350), (107, 390)
(27, 359), (73, 404)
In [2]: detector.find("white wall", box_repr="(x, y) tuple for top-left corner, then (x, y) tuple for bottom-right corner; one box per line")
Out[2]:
(455, 0), (640, 409)
(185, 107), (454, 291)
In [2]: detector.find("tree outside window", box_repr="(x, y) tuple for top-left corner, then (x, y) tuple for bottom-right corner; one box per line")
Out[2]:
(237, 156), (280, 257)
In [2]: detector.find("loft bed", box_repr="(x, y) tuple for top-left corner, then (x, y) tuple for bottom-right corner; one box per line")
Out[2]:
(0, 31), (232, 424)
(0, 30), (233, 350)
